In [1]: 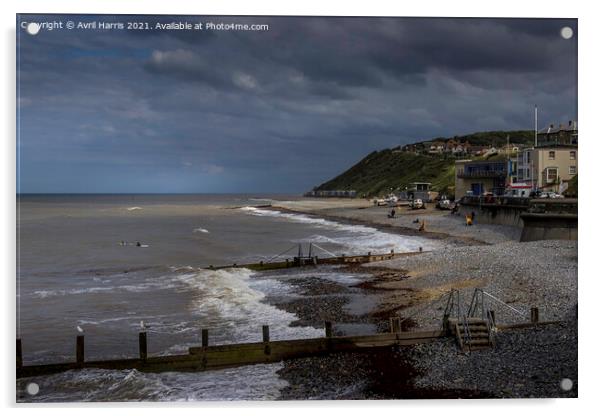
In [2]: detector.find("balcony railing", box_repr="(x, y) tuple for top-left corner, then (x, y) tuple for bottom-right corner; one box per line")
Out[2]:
(457, 170), (507, 179)
(460, 195), (531, 207)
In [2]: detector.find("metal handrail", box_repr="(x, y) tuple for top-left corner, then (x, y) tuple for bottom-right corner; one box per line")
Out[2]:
(486, 310), (496, 346)
(461, 314), (472, 352)
(264, 244), (299, 263)
(481, 290), (528, 317)
(310, 243), (339, 258)
(468, 288), (486, 319)
(442, 289), (461, 329)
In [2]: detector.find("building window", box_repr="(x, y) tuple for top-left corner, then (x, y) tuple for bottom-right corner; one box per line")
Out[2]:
(546, 168), (558, 183)
(548, 151), (555, 160)
(526, 151), (531, 163)
(569, 166), (576, 175)
(570, 151), (576, 160)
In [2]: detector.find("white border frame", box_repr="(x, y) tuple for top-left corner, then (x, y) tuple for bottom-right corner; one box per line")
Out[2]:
(2, 1), (599, 414)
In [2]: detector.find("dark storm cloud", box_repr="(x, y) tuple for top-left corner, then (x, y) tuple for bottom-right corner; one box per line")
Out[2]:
(17, 15), (577, 193)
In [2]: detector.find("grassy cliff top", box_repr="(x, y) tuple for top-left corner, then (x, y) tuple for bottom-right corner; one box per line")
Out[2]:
(316, 150), (456, 197)
(315, 130), (531, 198)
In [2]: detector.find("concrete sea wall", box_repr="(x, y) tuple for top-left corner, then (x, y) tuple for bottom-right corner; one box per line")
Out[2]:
(458, 197), (577, 242)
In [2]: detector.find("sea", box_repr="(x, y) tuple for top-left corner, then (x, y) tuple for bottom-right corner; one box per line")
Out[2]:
(16, 194), (439, 401)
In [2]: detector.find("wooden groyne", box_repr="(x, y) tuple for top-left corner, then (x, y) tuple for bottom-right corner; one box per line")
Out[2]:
(17, 311), (557, 379)
(207, 247), (426, 272)
(16, 324), (445, 379)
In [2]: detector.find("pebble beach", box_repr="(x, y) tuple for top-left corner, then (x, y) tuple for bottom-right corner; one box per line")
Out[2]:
(267, 198), (578, 399)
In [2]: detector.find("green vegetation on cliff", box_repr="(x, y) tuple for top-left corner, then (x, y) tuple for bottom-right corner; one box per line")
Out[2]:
(316, 150), (456, 197)
(315, 130), (533, 198)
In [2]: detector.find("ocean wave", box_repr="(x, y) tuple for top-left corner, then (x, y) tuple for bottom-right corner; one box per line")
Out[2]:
(31, 280), (179, 299)
(174, 268), (323, 342)
(126, 206), (142, 211)
(32, 286), (116, 298)
(76, 314), (164, 326)
(18, 364), (288, 401)
(193, 227), (210, 234)
(242, 206), (438, 254)
(248, 198), (273, 203)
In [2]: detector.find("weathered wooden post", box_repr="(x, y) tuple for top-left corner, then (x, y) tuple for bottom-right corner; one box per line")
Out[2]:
(325, 321), (333, 338)
(76, 335), (85, 366)
(16, 339), (22, 369)
(325, 321), (333, 351)
(389, 317), (401, 333)
(530, 307), (539, 323)
(139, 331), (147, 361)
(419, 246), (423, 252)
(202, 329), (209, 348)
(285, 259), (289, 268)
(262, 325), (271, 355)
(313, 256), (318, 266)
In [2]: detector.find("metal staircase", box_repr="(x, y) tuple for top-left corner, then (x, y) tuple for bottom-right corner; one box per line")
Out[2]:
(443, 288), (495, 353)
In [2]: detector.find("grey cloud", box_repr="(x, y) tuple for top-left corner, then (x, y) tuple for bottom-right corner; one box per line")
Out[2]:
(16, 14), (577, 193)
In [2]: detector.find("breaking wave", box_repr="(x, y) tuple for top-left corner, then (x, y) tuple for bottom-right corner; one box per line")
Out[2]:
(174, 267), (323, 343)
(31, 280), (178, 299)
(18, 364), (288, 401)
(241, 206), (437, 254)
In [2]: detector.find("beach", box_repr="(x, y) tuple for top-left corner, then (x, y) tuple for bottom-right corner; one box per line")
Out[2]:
(268, 198), (578, 399)
(16, 195), (577, 400)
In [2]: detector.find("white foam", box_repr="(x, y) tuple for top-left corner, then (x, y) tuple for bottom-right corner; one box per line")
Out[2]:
(242, 206), (439, 254)
(126, 206), (142, 211)
(18, 365), (288, 401)
(32, 286), (116, 298)
(76, 314), (172, 327)
(193, 227), (210, 234)
(175, 268), (323, 343)
(31, 280), (179, 299)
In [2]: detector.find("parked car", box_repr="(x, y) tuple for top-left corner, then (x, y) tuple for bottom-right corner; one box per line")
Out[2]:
(385, 194), (399, 207)
(537, 191), (564, 199)
(373, 198), (387, 206)
(410, 199), (426, 210)
(436, 198), (452, 210)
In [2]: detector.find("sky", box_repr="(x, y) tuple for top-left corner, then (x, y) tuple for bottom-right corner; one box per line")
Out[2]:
(17, 15), (577, 193)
